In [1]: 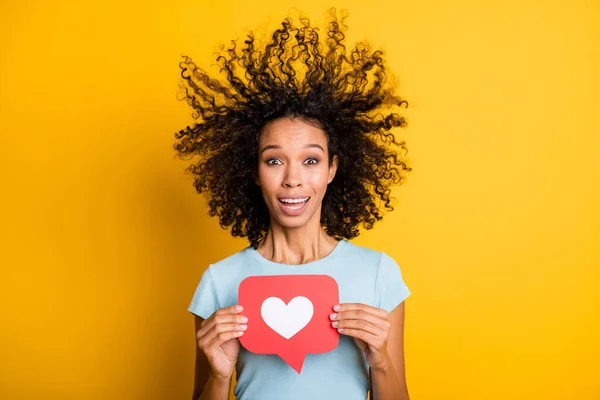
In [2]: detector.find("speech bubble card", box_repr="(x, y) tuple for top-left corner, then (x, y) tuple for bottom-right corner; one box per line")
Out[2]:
(238, 274), (339, 373)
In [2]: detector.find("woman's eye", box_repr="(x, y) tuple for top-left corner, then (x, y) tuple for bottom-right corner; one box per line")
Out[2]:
(266, 158), (318, 165)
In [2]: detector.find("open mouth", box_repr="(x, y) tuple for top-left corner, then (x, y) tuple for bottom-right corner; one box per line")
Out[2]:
(278, 197), (310, 214)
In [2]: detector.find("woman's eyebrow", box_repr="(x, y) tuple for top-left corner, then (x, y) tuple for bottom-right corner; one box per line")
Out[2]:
(260, 144), (324, 155)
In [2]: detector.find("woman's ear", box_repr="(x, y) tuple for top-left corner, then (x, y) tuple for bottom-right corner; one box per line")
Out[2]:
(328, 154), (339, 184)
(253, 169), (261, 186)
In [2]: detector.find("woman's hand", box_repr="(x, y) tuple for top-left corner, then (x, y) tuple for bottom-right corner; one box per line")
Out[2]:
(196, 305), (247, 380)
(330, 303), (392, 370)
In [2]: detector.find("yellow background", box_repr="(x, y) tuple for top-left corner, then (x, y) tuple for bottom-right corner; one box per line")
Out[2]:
(1, 0), (599, 399)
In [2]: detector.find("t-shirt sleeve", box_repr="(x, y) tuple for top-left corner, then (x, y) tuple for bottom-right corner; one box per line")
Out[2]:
(375, 252), (411, 313)
(188, 265), (220, 319)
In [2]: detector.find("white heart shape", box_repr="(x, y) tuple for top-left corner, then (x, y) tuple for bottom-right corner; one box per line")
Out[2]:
(260, 296), (314, 339)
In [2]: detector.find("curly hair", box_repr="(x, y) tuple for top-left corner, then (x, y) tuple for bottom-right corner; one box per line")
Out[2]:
(173, 8), (412, 249)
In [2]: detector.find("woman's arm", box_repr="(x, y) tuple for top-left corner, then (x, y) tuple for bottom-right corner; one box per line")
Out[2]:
(331, 302), (409, 400)
(370, 301), (409, 400)
(193, 315), (232, 400)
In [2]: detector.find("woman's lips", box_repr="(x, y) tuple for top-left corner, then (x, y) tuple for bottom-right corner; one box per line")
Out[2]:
(277, 197), (310, 216)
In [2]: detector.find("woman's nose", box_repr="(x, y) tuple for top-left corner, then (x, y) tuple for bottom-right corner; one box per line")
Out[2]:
(283, 166), (302, 188)
(283, 180), (301, 188)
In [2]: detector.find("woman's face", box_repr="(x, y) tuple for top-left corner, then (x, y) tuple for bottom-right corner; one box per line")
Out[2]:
(256, 117), (338, 230)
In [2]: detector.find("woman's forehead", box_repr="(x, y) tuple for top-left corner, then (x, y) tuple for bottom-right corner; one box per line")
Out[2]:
(259, 117), (328, 147)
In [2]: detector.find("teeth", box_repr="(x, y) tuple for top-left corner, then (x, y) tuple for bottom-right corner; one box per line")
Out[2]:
(280, 197), (309, 204)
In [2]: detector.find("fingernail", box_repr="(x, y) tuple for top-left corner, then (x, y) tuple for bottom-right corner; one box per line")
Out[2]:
(235, 331), (243, 336)
(329, 313), (337, 320)
(236, 305), (243, 312)
(240, 316), (248, 323)
(337, 328), (344, 332)
(240, 324), (247, 330)
(333, 304), (340, 311)
(332, 321), (338, 327)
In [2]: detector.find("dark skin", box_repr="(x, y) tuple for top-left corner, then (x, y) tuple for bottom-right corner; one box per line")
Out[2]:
(193, 307), (244, 400)
(192, 118), (409, 399)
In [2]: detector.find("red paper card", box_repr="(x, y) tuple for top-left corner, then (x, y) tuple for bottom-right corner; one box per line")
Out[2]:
(238, 274), (340, 373)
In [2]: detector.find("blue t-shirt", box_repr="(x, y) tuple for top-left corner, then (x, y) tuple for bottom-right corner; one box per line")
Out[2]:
(188, 239), (411, 400)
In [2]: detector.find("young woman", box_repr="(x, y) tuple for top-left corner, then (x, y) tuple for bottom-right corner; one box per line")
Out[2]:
(174, 9), (413, 400)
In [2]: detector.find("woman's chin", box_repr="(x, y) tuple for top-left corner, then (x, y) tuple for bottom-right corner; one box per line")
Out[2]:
(273, 217), (310, 229)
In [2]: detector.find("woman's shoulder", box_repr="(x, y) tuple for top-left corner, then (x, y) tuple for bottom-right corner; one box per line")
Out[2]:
(206, 246), (253, 274)
(340, 240), (406, 281)
(339, 240), (390, 268)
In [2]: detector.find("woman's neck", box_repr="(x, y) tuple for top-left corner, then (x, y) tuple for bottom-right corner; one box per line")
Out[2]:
(257, 224), (339, 265)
